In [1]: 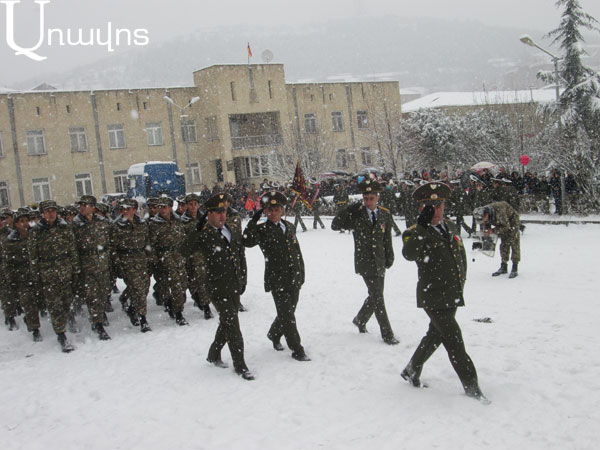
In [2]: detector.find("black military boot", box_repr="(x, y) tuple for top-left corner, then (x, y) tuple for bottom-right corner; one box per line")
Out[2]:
(152, 290), (163, 306)
(175, 312), (189, 326)
(6, 317), (17, 331)
(291, 350), (311, 362)
(94, 323), (111, 340)
(192, 292), (201, 309)
(105, 297), (114, 313)
(465, 384), (491, 405)
(57, 332), (74, 353)
(127, 306), (140, 326)
(164, 297), (175, 318)
(267, 332), (284, 351)
(401, 362), (428, 388)
(509, 263), (519, 279)
(112, 283), (120, 294)
(202, 304), (214, 320)
(352, 317), (368, 333)
(139, 315), (152, 333)
(67, 313), (80, 333)
(492, 262), (508, 277)
(32, 328), (43, 342)
(119, 294), (128, 311)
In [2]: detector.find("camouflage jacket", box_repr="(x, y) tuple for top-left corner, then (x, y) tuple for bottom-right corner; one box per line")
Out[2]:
(1, 229), (33, 284)
(28, 217), (80, 279)
(109, 214), (151, 270)
(149, 213), (187, 268)
(487, 201), (520, 236)
(72, 213), (111, 273)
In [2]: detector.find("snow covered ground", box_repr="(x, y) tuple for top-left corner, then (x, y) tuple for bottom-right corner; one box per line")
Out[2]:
(1, 218), (599, 450)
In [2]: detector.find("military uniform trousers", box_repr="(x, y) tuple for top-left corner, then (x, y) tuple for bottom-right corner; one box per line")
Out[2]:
(8, 277), (40, 331)
(499, 229), (520, 264)
(156, 251), (187, 314)
(312, 206), (325, 229)
(408, 308), (479, 391)
(1, 277), (18, 319)
(268, 288), (304, 354)
(80, 269), (111, 324)
(186, 254), (210, 306)
(39, 264), (75, 334)
(207, 295), (249, 373)
(120, 256), (151, 316)
(294, 212), (307, 232)
(356, 274), (394, 340)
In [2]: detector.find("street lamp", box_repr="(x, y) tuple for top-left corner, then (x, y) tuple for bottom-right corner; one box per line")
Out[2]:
(164, 95), (200, 193)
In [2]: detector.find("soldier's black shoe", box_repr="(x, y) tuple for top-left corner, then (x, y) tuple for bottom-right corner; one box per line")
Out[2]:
(6, 317), (17, 330)
(164, 298), (175, 318)
(291, 351), (311, 362)
(67, 315), (80, 333)
(32, 329), (43, 342)
(401, 364), (428, 388)
(238, 303), (247, 312)
(202, 304), (214, 320)
(57, 333), (74, 353)
(383, 336), (400, 345)
(119, 295), (128, 311)
(127, 306), (140, 326)
(105, 299), (114, 313)
(175, 312), (189, 326)
(492, 263), (508, 277)
(207, 357), (228, 368)
(508, 263), (519, 279)
(94, 323), (111, 341)
(267, 333), (284, 351)
(236, 369), (255, 381)
(112, 284), (120, 294)
(40, 307), (48, 317)
(395, 230), (402, 237)
(153, 291), (163, 306)
(352, 317), (368, 333)
(139, 315), (152, 333)
(465, 386), (491, 405)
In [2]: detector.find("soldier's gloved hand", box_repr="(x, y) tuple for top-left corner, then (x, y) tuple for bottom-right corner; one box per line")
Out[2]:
(196, 212), (208, 231)
(348, 202), (362, 214)
(251, 208), (263, 222)
(417, 205), (435, 227)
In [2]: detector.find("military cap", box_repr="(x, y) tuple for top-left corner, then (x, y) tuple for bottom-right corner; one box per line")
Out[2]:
(29, 209), (41, 219)
(65, 205), (79, 215)
(156, 196), (174, 207)
(205, 193), (228, 211)
(184, 193), (201, 204)
(412, 181), (451, 203)
(358, 179), (383, 194)
(95, 202), (109, 215)
(39, 200), (59, 211)
(14, 208), (30, 220)
(176, 196), (186, 204)
(0, 208), (13, 218)
(76, 195), (97, 206)
(261, 191), (287, 208)
(146, 197), (160, 207)
(119, 198), (138, 209)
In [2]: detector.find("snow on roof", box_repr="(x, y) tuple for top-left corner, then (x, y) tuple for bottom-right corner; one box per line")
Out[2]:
(127, 161), (177, 176)
(402, 88), (560, 112)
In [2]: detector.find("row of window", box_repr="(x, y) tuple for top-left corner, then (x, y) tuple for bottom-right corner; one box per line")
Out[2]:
(304, 111), (369, 134)
(336, 147), (374, 169)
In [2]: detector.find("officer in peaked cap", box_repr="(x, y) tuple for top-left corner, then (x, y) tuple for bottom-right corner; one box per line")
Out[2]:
(411, 181), (451, 204)
(204, 193), (228, 211)
(261, 191), (287, 209)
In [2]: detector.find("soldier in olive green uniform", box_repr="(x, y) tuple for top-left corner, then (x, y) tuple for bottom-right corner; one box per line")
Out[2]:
(1, 209), (17, 329)
(291, 194), (308, 232)
(310, 186), (325, 229)
(243, 191), (310, 361)
(28, 200), (80, 352)
(149, 196), (189, 325)
(180, 193), (254, 381)
(401, 182), (489, 404)
(110, 199), (152, 332)
(473, 201), (521, 278)
(72, 195), (111, 340)
(331, 180), (399, 345)
(224, 193), (248, 312)
(398, 181), (418, 228)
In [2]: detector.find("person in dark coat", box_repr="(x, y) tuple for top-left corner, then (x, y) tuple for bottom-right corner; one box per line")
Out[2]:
(243, 191), (310, 361)
(401, 181), (489, 404)
(331, 179), (399, 345)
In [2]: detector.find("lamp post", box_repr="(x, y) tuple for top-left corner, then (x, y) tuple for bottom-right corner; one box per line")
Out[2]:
(519, 34), (566, 213)
(164, 95), (200, 193)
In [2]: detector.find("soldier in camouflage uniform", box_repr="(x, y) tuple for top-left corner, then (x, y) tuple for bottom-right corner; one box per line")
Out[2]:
(473, 201), (521, 278)
(309, 185), (325, 229)
(144, 197), (164, 309)
(28, 200), (80, 352)
(149, 196), (189, 325)
(290, 194), (308, 232)
(180, 193), (254, 381)
(1, 209), (42, 340)
(72, 195), (111, 340)
(1, 209), (19, 330)
(401, 181), (489, 404)
(379, 182), (402, 236)
(331, 180), (399, 345)
(397, 181), (418, 229)
(110, 199), (152, 332)
(95, 201), (117, 312)
(469, 176), (491, 234)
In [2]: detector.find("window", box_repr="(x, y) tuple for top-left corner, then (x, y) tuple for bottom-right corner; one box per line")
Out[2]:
(69, 127), (88, 152)
(36, 106), (41, 116)
(241, 155), (271, 178)
(75, 173), (93, 197)
(361, 147), (372, 165)
(116, 103), (121, 111)
(26, 130), (46, 155)
(113, 170), (128, 193)
(0, 131), (4, 157)
(190, 163), (202, 185)
(331, 112), (344, 131)
(304, 113), (317, 134)
(204, 117), (218, 141)
(143, 102), (148, 110)
(357, 111), (369, 128)
(32, 177), (51, 202)
(66, 105), (71, 114)
(108, 124), (126, 149)
(183, 120), (198, 142)
(145, 122), (163, 146)
(0, 181), (9, 208)
(268, 80), (273, 99)
(230, 81), (236, 101)
(336, 149), (347, 169)
(329, 93), (333, 101)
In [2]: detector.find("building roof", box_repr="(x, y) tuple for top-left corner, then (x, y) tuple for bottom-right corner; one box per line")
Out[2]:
(402, 88), (560, 112)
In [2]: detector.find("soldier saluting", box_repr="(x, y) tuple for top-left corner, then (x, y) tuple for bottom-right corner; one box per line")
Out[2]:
(331, 179), (399, 345)
(401, 182), (489, 404)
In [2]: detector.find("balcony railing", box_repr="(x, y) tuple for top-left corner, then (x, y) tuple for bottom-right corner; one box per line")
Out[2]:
(231, 134), (282, 150)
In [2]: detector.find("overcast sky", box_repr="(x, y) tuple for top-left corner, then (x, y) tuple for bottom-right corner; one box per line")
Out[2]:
(2, 0), (600, 87)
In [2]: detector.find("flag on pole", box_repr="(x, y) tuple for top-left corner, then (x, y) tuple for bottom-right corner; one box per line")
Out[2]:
(247, 42), (253, 58)
(291, 159), (312, 210)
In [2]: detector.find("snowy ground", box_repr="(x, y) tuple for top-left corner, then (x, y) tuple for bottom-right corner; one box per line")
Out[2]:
(1, 217), (599, 450)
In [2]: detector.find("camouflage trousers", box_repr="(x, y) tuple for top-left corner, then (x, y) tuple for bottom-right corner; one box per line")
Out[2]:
(0, 277), (18, 319)
(8, 278), (41, 331)
(499, 229), (521, 264)
(39, 264), (74, 334)
(80, 269), (111, 324)
(186, 254), (210, 306)
(156, 253), (187, 314)
(121, 257), (150, 316)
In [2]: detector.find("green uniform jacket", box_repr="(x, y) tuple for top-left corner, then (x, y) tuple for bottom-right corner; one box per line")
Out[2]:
(487, 201), (520, 236)
(109, 215), (151, 276)
(180, 223), (247, 298)
(331, 204), (394, 277)
(72, 213), (111, 273)
(402, 220), (467, 310)
(1, 229), (33, 287)
(243, 219), (305, 292)
(148, 213), (187, 269)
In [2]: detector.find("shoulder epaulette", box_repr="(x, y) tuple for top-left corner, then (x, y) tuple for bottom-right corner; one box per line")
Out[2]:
(379, 206), (390, 212)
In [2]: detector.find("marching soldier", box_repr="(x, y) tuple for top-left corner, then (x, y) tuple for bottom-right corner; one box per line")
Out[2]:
(331, 179), (399, 345)
(379, 182), (402, 236)
(110, 199), (152, 332)
(243, 191), (310, 362)
(72, 195), (111, 340)
(473, 201), (521, 278)
(1, 209), (16, 329)
(223, 193), (248, 312)
(310, 185), (325, 230)
(28, 200), (80, 352)
(401, 182), (489, 403)
(180, 193), (254, 380)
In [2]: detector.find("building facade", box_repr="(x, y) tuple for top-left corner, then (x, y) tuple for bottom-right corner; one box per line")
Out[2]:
(0, 64), (400, 208)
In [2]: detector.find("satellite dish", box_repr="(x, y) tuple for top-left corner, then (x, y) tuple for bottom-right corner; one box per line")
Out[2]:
(261, 49), (273, 63)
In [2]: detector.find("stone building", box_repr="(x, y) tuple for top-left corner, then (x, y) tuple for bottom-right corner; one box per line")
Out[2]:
(0, 64), (401, 208)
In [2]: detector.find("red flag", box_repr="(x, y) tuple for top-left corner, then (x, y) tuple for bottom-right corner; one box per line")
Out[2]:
(291, 159), (312, 210)
(247, 42), (253, 58)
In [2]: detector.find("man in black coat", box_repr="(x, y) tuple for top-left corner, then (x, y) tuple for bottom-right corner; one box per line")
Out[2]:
(243, 191), (310, 361)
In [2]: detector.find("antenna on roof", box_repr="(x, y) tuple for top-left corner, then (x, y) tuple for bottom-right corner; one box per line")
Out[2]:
(261, 49), (273, 63)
